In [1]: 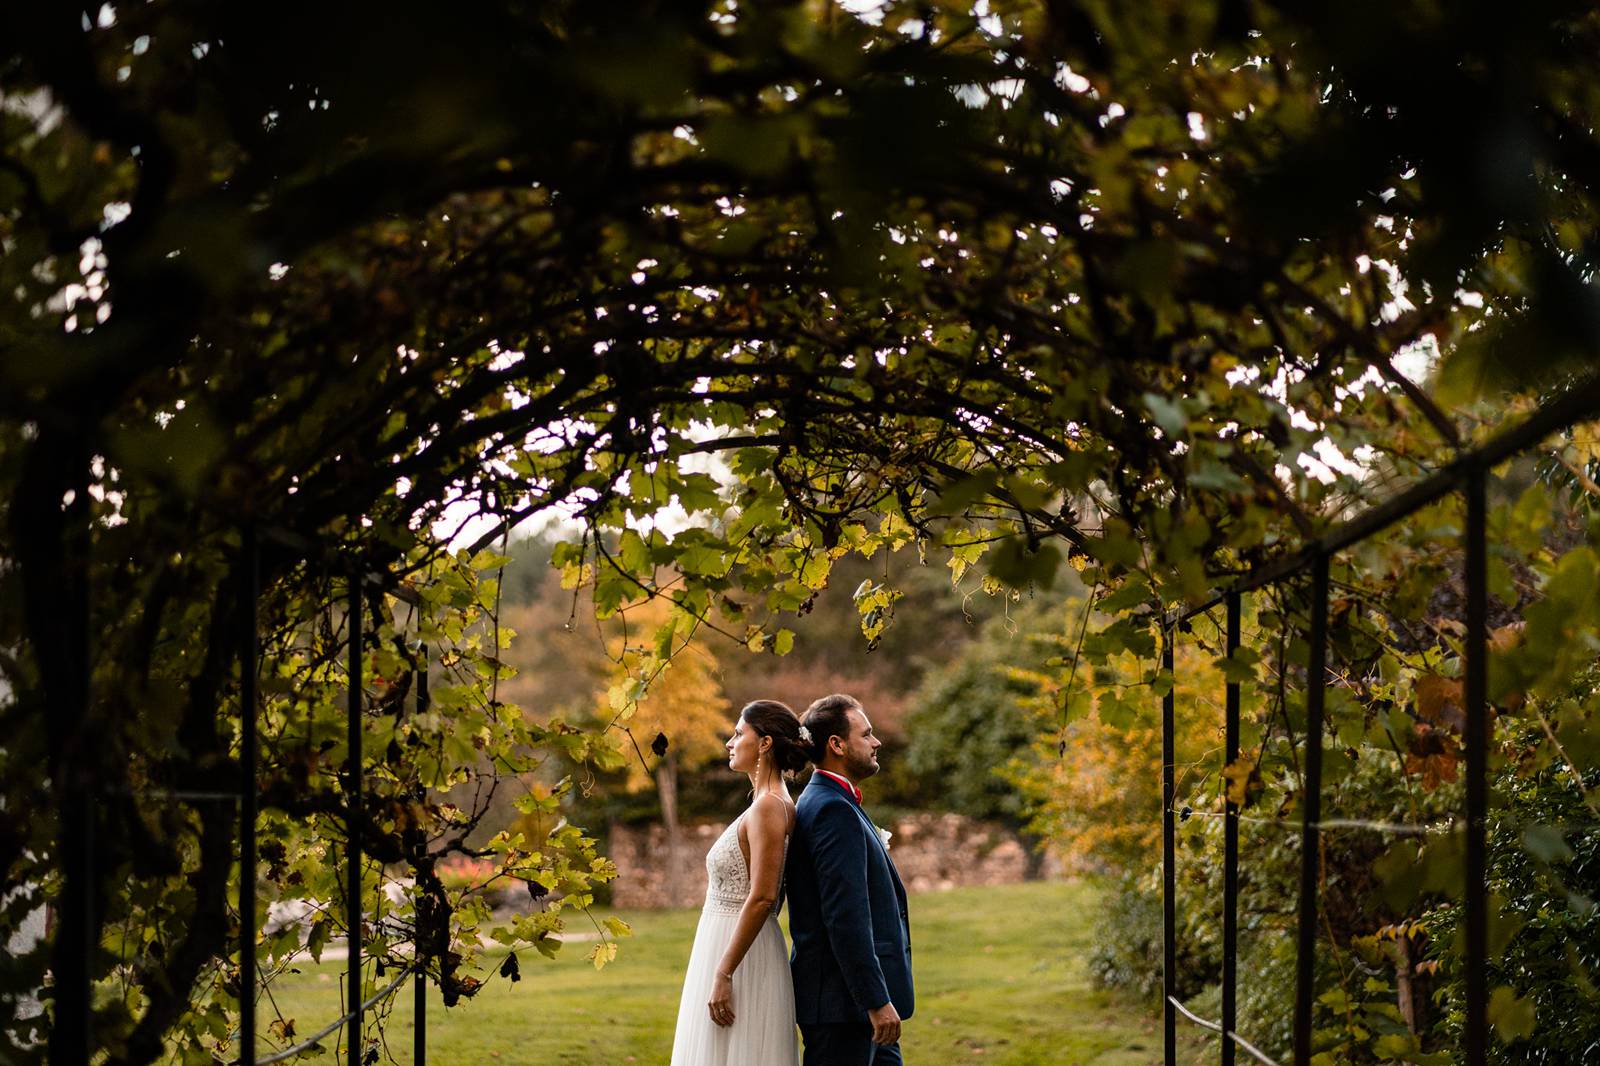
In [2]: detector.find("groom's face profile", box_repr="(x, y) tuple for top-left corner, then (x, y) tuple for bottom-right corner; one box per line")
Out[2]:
(827, 706), (881, 781)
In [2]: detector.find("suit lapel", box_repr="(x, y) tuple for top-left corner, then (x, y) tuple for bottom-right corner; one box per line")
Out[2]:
(852, 802), (887, 855)
(807, 773), (894, 863)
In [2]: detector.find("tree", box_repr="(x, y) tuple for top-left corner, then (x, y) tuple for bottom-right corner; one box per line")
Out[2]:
(1002, 595), (1245, 873)
(900, 597), (1061, 856)
(495, 530), (612, 724)
(595, 596), (732, 903)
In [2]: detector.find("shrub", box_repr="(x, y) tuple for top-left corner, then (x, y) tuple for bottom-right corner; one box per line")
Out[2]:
(1422, 763), (1600, 1064)
(1087, 872), (1220, 1002)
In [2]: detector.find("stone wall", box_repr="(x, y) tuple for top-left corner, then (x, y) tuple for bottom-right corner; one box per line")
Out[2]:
(608, 812), (1053, 910)
(608, 821), (732, 911)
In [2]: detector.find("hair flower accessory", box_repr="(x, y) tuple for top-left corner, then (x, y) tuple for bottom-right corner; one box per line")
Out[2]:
(797, 725), (812, 744)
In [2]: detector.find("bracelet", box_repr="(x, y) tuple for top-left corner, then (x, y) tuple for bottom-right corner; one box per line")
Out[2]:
(717, 970), (734, 981)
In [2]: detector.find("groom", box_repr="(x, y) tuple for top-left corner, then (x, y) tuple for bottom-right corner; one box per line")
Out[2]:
(788, 694), (914, 1066)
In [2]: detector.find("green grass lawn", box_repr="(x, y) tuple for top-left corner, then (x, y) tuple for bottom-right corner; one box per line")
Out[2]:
(261, 880), (1207, 1065)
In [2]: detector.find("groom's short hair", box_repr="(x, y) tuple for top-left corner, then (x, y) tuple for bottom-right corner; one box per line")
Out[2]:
(801, 693), (860, 763)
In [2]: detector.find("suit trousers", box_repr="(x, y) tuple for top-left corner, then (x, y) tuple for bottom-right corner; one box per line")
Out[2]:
(799, 1023), (903, 1066)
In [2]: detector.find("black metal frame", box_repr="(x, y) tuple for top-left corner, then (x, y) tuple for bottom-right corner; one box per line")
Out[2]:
(1158, 374), (1600, 1065)
(1222, 591), (1240, 1066)
(345, 574), (364, 1065)
(40, 514), (436, 1066)
(239, 527), (260, 1066)
(231, 552), (429, 1066)
(414, 658), (430, 1066)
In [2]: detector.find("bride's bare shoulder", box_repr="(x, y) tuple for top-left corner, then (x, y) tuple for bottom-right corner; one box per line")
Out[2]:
(748, 791), (796, 836)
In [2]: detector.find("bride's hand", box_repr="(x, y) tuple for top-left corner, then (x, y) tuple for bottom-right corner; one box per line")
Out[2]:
(707, 972), (735, 1027)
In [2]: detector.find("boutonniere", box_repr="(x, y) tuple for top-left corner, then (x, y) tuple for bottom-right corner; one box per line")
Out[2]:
(875, 826), (893, 851)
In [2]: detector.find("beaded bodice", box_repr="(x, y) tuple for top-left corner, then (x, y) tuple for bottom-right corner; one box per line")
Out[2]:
(703, 808), (789, 916)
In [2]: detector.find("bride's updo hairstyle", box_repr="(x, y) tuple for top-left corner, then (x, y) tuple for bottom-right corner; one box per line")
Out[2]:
(740, 700), (810, 776)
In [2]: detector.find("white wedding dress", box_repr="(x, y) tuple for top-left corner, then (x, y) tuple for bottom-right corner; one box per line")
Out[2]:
(670, 810), (799, 1065)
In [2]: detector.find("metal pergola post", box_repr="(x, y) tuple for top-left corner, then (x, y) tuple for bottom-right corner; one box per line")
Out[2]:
(1162, 624), (1177, 1066)
(52, 459), (94, 1066)
(239, 528), (260, 1066)
(1222, 592), (1241, 1066)
(1464, 467), (1489, 1066)
(1292, 555), (1329, 1066)
(414, 654), (429, 1066)
(346, 575), (363, 1066)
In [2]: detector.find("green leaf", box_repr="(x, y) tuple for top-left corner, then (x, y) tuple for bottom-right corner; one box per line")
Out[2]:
(1096, 693), (1137, 730)
(673, 472), (724, 514)
(1373, 1032), (1421, 1060)
(1487, 894), (1527, 960)
(1488, 986), (1536, 1043)
(618, 529), (651, 574)
(799, 554), (831, 590)
(1215, 649), (1258, 686)
(1083, 518), (1143, 570)
(1375, 840), (1425, 910)
(987, 536), (1060, 590)
(1142, 391), (1187, 439)
(1187, 458), (1248, 493)
(700, 113), (805, 178)
(677, 544), (731, 578)
(1523, 824), (1575, 864)
(306, 917), (331, 964)
(1098, 573), (1153, 614)
(928, 469), (1002, 517)
(947, 539), (990, 584)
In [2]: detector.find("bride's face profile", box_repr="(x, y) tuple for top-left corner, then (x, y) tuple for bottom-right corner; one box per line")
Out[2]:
(725, 716), (769, 775)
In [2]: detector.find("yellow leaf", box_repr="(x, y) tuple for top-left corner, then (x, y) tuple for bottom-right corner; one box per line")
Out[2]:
(1220, 758), (1260, 807)
(1488, 986), (1536, 1043)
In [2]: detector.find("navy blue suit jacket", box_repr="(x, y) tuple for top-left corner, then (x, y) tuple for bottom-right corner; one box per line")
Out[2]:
(786, 772), (914, 1025)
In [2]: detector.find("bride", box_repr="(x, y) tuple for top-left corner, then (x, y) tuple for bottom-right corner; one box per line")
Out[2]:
(670, 699), (807, 1066)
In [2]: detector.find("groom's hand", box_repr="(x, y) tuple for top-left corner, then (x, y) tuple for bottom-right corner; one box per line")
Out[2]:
(867, 1001), (901, 1045)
